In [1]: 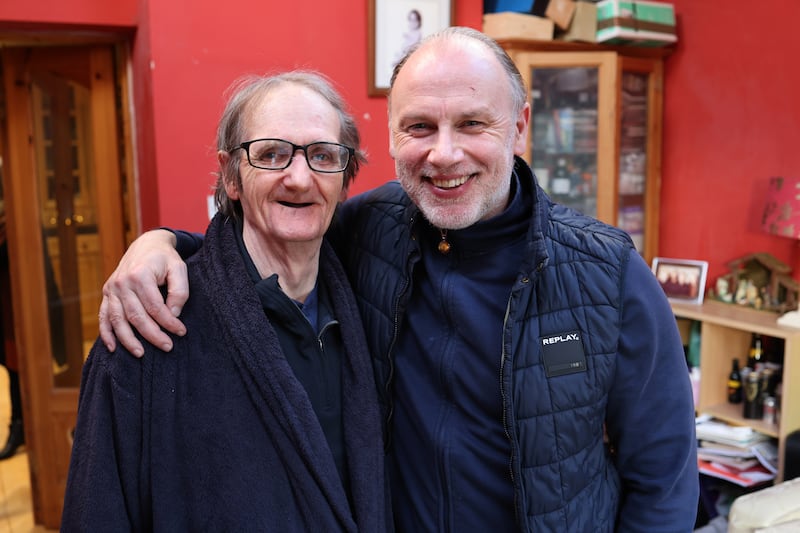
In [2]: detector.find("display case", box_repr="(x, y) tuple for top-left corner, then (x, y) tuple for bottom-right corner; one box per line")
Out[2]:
(494, 39), (670, 263)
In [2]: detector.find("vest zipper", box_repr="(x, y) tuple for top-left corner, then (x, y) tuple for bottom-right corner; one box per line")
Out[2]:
(501, 275), (532, 527)
(384, 224), (421, 452)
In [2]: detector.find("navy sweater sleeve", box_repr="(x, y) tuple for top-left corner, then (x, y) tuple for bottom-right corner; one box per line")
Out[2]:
(169, 228), (204, 260)
(606, 249), (699, 532)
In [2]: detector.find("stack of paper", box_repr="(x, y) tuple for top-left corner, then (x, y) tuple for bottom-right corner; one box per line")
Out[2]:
(695, 419), (770, 448)
(696, 418), (777, 487)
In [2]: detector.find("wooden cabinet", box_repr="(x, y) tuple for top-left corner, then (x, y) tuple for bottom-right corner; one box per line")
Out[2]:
(494, 39), (670, 263)
(672, 300), (800, 482)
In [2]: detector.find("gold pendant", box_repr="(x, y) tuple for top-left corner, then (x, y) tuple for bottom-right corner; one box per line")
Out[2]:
(438, 229), (451, 254)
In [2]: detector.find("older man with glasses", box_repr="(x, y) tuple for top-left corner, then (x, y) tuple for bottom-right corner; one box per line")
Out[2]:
(61, 71), (390, 532)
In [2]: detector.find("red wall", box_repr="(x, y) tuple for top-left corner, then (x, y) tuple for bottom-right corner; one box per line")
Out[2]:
(2, 0), (800, 286)
(661, 1), (800, 281)
(0, 0), (135, 26)
(138, 0), (483, 231)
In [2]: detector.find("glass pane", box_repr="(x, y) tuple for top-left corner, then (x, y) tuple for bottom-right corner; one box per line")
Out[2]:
(530, 66), (599, 217)
(618, 71), (649, 253)
(31, 76), (102, 388)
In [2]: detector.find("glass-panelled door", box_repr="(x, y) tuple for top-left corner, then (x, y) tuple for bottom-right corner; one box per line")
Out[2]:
(511, 50), (663, 261)
(0, 45), (128, 528)
(519, 52), (618, 226)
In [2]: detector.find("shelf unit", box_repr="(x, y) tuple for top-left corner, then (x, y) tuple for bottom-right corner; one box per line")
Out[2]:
(672, 300), (800, 482)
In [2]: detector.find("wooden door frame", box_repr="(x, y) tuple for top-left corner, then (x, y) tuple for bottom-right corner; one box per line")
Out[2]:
(1, 42), (136, 529)
(3, 46), (63, 526)
(619, 56), (664, 266)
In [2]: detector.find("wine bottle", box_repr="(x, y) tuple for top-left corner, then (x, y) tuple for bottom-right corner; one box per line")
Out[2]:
(747, 333), (763, 370)
(727, 358), (742, 403)
(550, 157), (571, 202)
(743, 370), (763, 419)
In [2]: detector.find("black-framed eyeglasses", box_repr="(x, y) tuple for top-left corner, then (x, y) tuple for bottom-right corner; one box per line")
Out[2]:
(232, 138), (354, 173)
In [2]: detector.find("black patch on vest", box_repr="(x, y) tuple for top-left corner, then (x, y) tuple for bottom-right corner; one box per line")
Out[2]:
(540, 330), (587, 377)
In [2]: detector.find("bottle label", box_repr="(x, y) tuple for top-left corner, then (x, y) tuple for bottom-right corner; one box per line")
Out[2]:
(744, 380), (760, 402)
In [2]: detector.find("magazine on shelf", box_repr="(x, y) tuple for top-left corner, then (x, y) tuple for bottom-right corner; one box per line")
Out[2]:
(751, 440), (779, 474)
(695, 417), (778, 486)
(697, 458), (774, 488)
(697, 450), (759, 470)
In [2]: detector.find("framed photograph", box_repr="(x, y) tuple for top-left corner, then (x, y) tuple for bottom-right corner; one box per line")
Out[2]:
(652, 257), (709, 305)
(368, 0), (453, 96)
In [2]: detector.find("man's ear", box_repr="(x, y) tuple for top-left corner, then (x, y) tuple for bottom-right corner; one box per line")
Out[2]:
(217, 150), (230, 168)
(513, 102), (530, 157)
(218, 151), (240, 200)
(388, 129), (397, 160)
(388, 108), (397, 159)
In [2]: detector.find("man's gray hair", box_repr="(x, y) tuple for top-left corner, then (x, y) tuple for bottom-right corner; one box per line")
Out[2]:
(388, 26), (527, 116)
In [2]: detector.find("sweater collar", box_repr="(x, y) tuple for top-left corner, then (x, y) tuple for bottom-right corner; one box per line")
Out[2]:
(232, 218), (320, 330)
(420, 163), (532, 258)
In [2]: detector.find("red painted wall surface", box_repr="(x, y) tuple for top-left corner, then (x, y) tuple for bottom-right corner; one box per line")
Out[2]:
(136, 0), (483, 230)
(0, 0), (135, 27)
(2, 0), (799, 285)
(662, 1), (800, 281)
(1, 0), (481, 232)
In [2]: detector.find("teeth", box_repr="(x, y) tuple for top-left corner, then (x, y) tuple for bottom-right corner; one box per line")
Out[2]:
(431, 175), (469, 189)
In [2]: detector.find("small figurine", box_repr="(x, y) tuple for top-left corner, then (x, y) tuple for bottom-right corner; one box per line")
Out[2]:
(734, 278), (749, 305)
(715, 278), (733, 303)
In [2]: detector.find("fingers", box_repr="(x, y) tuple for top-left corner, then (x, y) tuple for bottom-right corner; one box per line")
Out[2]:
(163, 258), (190, 323)
(98, 296), (118, 353)
(97, 228), (190, 356)
(101, 274), (175, 355)
(118, 275), (178, 352)
(99, 288), (147, 357)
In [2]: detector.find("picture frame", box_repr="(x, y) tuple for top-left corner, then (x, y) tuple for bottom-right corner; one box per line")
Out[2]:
(652, 257), (709, 305)
(368, 0), (453, 96)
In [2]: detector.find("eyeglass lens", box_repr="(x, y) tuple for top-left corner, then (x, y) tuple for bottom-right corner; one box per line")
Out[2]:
(247, 139), (349, 172)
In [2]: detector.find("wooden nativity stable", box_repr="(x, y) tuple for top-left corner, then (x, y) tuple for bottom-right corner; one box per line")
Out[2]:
(710, 252), (800, 313)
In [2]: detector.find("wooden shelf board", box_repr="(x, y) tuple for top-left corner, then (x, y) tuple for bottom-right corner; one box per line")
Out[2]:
(671, 300), (800, 339)
(700, 402), (779, 439)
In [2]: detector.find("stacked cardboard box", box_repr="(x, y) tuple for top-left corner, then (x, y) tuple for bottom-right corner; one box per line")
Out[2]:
(595, 0), (676, 46)
(482, 0), (677, 47)
(482, 0), (573, 41)
(545, 0), (578, 30)
(557, 1), (598, 43)
(483, 12), (555, 41)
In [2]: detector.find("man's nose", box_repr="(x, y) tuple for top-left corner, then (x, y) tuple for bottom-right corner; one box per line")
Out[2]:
(284, 150), (314, 187)
(428, 128), (463, 166)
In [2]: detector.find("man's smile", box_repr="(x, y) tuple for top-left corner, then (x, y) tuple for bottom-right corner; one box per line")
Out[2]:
(428, 174), (472, 189)
(278, 201), (313, 208)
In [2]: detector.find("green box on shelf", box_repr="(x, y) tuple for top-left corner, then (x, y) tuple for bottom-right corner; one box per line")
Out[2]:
(596, 0), (676, 47)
